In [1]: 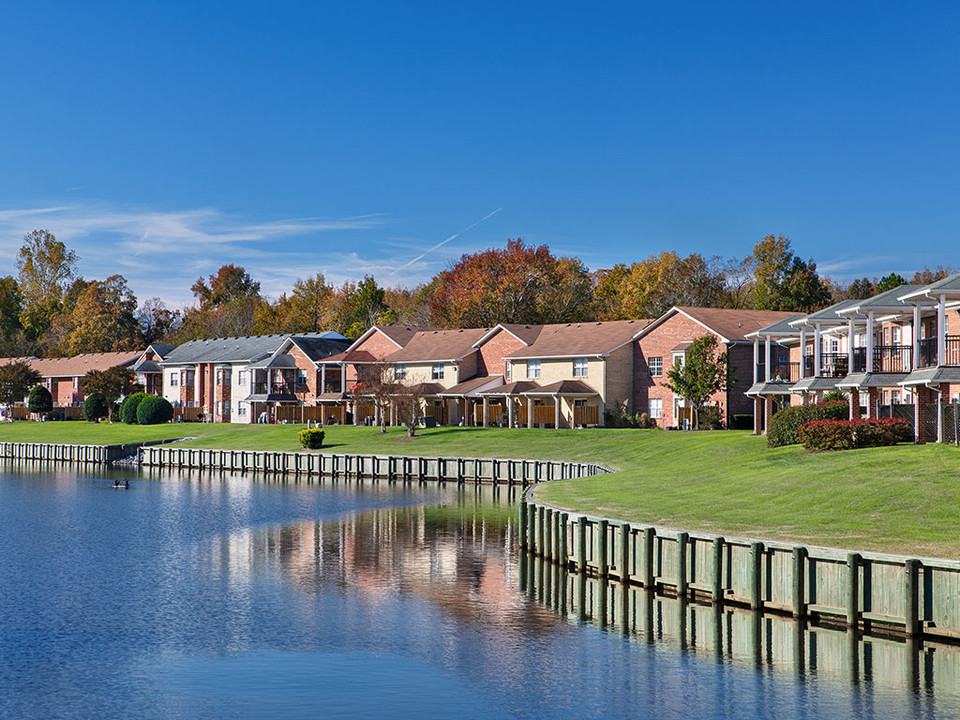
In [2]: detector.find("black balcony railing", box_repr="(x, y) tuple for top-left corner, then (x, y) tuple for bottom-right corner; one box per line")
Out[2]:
(918, 335), (960, 368)
(253, 382), (296, 395)
(804, 352), (848, 378)
(756, 362), (800, 383)
(873, 345), (911, 373)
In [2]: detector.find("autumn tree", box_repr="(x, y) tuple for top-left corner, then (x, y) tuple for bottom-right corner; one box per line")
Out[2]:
(61, 275), (140, 354)
(0, 362), (41, 408)
(362, 362), (399, 433)
(176, 265), (265, 340)
(428, 239), (593, 327)
(616, 252), (727, 319)
(664, 334), (731, 430)
(720, 256), (756, 310)
(911, 266), (958, 285)
(80, 367), (138, 422)
(394, 383), (426, 437)
(751, 235), (830, 312)
(16, 230), (78, 341)
(591, 264), (630, 320)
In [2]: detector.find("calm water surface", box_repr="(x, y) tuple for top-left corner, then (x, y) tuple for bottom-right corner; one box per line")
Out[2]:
(1, 463), (958, 719)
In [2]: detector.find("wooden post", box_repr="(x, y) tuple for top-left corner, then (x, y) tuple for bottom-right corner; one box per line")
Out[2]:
(560, 513), (569, 568)
(677, 532), (688, 598)
(620, 523), (631, 582)
(792, 546), (807, 618)
(597, 519), (608, 576)
(537, 506), (545, 557)
(905, 559), (921, 636)
(577, 516), (587, 572)
(712, 536), (724, 604)
(750, 541), (764, 611)
(847, 552), (861, 628)
(527, 504), (536, 551)
(643, 527), (656, 589)
(544, 509), (553, 561)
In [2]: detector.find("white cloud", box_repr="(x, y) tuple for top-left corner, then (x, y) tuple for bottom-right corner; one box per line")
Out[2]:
(0, 202), (499, 307)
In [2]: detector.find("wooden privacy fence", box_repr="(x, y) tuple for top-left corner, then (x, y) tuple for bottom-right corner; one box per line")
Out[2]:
(172, 407), (202, 422)
(573, 405), (600, 427)
(139, 445), (610, 485)
(274, 405), (326, 424)
(473, 403), (503, 425)
(532, 405), (555, 426)
(520, 498), (960, 642)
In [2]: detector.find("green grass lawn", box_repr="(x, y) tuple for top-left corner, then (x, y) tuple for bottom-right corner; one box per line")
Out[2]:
(2, 420), (959, 557)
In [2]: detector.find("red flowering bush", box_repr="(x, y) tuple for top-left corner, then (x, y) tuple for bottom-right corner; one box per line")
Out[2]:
(799, 418), (912, 451)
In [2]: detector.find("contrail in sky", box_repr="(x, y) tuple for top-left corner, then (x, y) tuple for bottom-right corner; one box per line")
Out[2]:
(388, 207), (503, 276)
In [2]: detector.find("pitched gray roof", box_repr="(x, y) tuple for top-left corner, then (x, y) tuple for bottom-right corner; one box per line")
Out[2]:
(839, 285), (925, 313)
(899, 273), (960, 301)
(745, 315), (806, 339)
(162, 332), (344, 365)
(792, 299), (861, 325)
(289, 335), (352, 362)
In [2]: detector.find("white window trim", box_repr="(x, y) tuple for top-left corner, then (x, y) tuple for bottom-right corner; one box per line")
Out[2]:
(527, 360), (541, 379)
(573, 357), (588, 377)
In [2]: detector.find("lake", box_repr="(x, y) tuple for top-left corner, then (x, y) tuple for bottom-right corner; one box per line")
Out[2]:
(1, 463), (958, 719)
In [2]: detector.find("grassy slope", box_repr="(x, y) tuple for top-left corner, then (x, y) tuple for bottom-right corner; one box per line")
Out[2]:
(2, 421), (958, 556)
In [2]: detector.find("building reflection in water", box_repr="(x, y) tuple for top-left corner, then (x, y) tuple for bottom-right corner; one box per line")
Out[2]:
(172, 472), (960, 714)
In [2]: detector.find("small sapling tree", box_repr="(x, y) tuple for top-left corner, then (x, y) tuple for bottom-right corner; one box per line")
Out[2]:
(664, 334), (732, 430)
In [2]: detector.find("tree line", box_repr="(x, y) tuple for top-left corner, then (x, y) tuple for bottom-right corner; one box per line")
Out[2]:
(0, 229), (954, 358)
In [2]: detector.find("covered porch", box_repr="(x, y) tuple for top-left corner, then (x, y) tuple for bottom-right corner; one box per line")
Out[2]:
(516, 380), (603, 429)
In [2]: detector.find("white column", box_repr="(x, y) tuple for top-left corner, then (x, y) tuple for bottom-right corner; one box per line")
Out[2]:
(554, 395), (561, 429)
(938, 386), (944, 443)
(938, 294), (947, 366)
(753, 339), (759, 384)
(482, 396), (489, 428)
(527, 398), (534, 429)
(599, 397), (606, 427)
(320, 365), (327, 395)
(764, 337), (771, 382)
(847, 316), (855, 372)
(799, 327), (807, 378)
(340, 364), (346, 393)
(866, 313), (875, 373)
(814, 324), (822, 377)
(912, 303), (921, 371)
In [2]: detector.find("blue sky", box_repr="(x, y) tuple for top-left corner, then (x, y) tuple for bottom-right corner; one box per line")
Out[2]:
(0, 2), (958, 306)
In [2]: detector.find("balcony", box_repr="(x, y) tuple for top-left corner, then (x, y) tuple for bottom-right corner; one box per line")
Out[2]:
(755, 362), (800, 384)
(872, 345), (912, 373)
(918, 336), (960, 368)
(252, 382), (297, 396)
(804, 353), (849, 378)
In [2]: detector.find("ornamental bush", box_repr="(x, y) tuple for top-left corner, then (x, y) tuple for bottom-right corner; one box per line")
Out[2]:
(120, 393), (148, 425)
(28, 385), (53, 414)
(136, 395), (173, 425)
(83, 392), (108, 422)
(299, 428), (325, 449)
(799, 418), (911, 452)
(767, 399), (848, 448)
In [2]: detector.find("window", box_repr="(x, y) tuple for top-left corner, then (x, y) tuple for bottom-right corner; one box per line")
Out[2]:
(238, 401), (247, 416)
(672, 353), (685, 370)
(830, 339), (839, 353)
(573, 358), (588, 377)
(884, 328), (890, 346)
(648, 357), (663, 377)
(893, 326), (901, 345)
(238, 371), (247, 384)
(223, 372), (231, 386)
(527, 360), (541, 379)
(297, 369), (308, 386)
(223, 402), (231, 416)
(892, 390), (901, 404)
(395, 364), (407, 381)
(505, 361), (512, 381)
(649, 398), (662, 419)
(170, 372), (178, 387)
(185, 371), (195, 386)
(432, 363), (444, 380)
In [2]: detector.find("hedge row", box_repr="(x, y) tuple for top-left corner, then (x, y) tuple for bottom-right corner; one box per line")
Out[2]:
(766, 400), (848, 447)
(798, 418), (913, 451)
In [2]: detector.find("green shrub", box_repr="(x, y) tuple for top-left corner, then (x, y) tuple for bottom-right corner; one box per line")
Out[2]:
(299, 428), (325, 449)
(28, 385), (53, 414)
(799, 418), (912, 452)
(83, 393), (108, 422)
(120, 393), (148, 425)
(136, 395), (173, 425)
(731, 414), (753, 430)
(697, 406), (723, 430)
(767, 399), (848, 447)
(823, 390), (846, 403)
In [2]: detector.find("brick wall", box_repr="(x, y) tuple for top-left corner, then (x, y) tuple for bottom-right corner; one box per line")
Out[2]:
(477, 329), (526, 377)
(635, 314), (731, 427)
